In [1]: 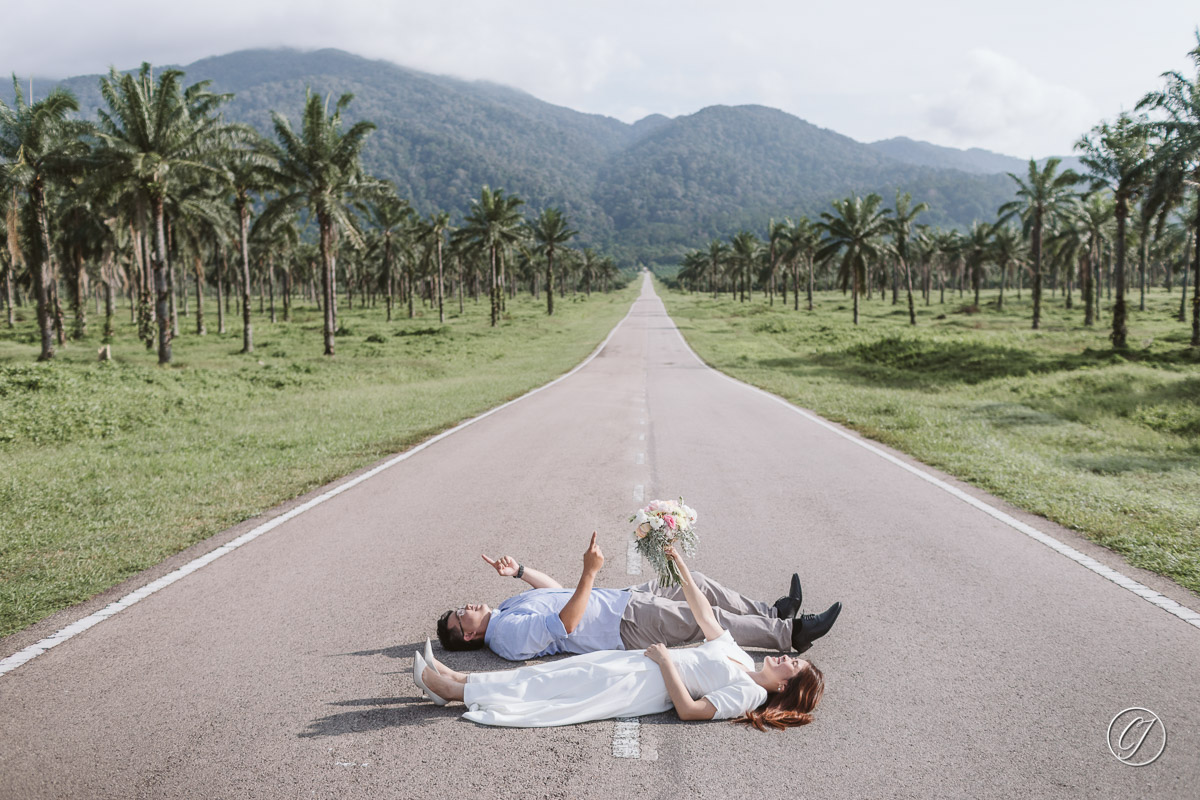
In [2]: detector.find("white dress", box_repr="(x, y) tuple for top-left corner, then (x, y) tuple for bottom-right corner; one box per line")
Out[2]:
(461, 630), (768, 727)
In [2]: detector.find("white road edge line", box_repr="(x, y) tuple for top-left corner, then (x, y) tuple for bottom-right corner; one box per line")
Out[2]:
(660, 294), (1200, 633)
(612, 717), (641, 758)
(0, 295), (649, 679)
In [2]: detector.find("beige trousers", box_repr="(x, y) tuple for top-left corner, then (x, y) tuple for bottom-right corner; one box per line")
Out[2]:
(618, 571), (792, 652)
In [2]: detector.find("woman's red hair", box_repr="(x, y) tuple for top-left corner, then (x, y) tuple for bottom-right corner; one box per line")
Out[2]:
(735, 660), (825, 731)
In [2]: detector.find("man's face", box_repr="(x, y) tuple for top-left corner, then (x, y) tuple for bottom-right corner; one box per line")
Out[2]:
(450, 603), (491, 640)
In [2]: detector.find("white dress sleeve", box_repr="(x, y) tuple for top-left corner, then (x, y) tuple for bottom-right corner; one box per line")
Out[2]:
(704, 680), (768, 720)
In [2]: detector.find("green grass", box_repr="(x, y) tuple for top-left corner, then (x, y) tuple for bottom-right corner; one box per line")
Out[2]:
(0, 285), (637, 636)
(659, 281), (1200, 594)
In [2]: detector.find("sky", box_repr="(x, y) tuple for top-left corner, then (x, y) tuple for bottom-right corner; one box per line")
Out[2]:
(4, 1), (1198, 159)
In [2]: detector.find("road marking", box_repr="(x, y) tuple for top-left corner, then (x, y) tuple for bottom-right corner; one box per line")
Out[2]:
(638, 433), (645, 441)
(639, 418), (646, 425)
(627, 538), (642, 576)
(0, 295), (648, 679)
(612, 718), (641, 758)
(662, 296), (1200, 633)
(633, 484), (644, 502)
(635, 452), (644, 465)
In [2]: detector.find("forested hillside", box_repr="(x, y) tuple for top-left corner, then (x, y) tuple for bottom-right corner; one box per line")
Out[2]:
(21, 48), (1020, 267)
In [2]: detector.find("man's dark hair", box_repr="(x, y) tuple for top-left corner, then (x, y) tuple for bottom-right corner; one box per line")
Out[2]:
(437, 609), (486, 652)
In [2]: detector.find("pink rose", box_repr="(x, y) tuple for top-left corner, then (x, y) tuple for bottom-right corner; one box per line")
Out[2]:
(664, 515), (676, 530)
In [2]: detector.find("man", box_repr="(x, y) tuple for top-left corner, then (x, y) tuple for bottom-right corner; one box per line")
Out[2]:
(436, 533), (842, 660)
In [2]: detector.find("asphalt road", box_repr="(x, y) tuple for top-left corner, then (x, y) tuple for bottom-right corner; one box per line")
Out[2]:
(2, 274), (1198, 799)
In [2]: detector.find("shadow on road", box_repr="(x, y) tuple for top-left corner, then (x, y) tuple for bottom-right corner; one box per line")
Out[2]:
(300, 696), (441, 738)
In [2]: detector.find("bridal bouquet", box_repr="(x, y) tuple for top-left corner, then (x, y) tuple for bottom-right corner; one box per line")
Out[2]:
(629, 498), (698, 587)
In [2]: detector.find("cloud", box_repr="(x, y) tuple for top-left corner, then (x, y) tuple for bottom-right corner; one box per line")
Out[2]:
(913, 49), (1097, 157)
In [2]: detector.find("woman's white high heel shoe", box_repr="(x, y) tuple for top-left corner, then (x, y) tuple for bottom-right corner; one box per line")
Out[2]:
(413, 652), (448, 706)
(424, 638), (441, 675)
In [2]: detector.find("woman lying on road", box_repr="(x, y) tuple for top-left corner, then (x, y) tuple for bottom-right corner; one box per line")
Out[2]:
(413, 545), (825, 730)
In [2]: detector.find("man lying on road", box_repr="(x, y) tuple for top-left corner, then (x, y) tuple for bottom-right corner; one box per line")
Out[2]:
(436, 533), (842, 660)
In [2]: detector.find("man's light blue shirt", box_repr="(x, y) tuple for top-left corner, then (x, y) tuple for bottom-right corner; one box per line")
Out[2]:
(484, 588), (632, 661)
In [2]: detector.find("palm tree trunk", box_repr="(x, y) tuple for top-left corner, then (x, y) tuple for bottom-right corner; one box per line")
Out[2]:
(4, 260), (13, 329)
(546, 250), (555, 316)
(216, 248), (226, 335)
(1031, 211), (1043, 330)
(1083, 250), (1095, 326)
(31, 182), (56, 360)
(436, 237), (445, 324)
(71, 246), (86, 339)
(1191, 196), (1200, 347)
(852, 263), (860, 325)
(1112, 195), (1129, 349)
(104, 279), (114, 340)
(282, 265), (292, 322)
(489, 245), (498, 327)
(385, 233), (393, 322)
(1138, 227), (1148, 312)
(903, 258), (916, 325)
(151, 196), (173, 364)
(268, 255), (277, 324)
(194, 254), (206, 335)
(239, 202), (253, 354)
(319, 214), (336, 356)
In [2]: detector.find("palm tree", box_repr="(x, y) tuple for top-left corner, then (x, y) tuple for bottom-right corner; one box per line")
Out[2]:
(528, 207), (576, 316)
(998, 158), (1083, 330)
(816, 194), (892, 324)
(962, 221), (994, 309)
(1, 188), (16, 329)
(94, 64), (249, 363)
(261, 89), (380, 355)
(0, 80), (91, 360)
(766, 219), (789, 305)
(1076, 113), (1154, 348)
(365, 190), (413, 322)
(420, 211), (452, 323)
(989, 224), (1025, 311)
(705, 238), (729, 298)
(1057, 193), (1114, 326)
(888, 192), (928, 324)
(1139, 33), (1200, 346)
(459, 186), (525, 326)
(728, 231), (760, 302)
(55, 187), (110, 339)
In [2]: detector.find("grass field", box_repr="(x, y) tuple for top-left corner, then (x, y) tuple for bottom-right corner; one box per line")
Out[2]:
(0, 284), (637, 637)
(658, 280), (1200, 595)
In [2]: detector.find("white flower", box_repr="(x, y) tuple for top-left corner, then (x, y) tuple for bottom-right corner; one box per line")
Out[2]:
(634, 509), (649, 525)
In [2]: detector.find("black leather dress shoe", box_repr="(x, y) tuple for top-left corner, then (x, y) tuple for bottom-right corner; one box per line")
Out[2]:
(789, 573), (802, 601)
(791, 601), (842, 651)
(773, 595), (801, 620)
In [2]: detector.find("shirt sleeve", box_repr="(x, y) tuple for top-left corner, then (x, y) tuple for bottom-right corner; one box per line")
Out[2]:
(486, 609), (569, 661)
(704, 680), (769, 720)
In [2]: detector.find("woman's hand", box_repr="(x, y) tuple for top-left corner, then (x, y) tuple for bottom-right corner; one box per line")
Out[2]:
(644, 643), (671, 666)
(663, 544), (683, 565)
(481, 554), (519, 577)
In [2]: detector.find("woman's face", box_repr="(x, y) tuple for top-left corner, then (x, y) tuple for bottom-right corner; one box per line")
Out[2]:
(760, 654), (808, 690)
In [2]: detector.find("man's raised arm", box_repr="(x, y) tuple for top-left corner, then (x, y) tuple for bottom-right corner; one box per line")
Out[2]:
(558, 532), (604, 634)
(481, 554), (562, 589)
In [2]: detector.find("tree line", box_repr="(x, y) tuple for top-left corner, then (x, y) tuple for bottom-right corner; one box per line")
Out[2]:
(0, 65), (623, 363)
(673, 34), (1200, 350)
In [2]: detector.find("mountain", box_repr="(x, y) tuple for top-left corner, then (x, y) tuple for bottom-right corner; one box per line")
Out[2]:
(12, 48), (1029, 267)
(869, 136), (1085, 176)
(595, 106), (1015, 260)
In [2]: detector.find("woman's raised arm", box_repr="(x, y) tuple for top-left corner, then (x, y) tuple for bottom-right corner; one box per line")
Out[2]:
(664, 545), (724, 642)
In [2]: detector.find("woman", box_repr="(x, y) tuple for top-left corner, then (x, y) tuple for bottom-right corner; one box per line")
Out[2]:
(414, 546), (825, 730)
